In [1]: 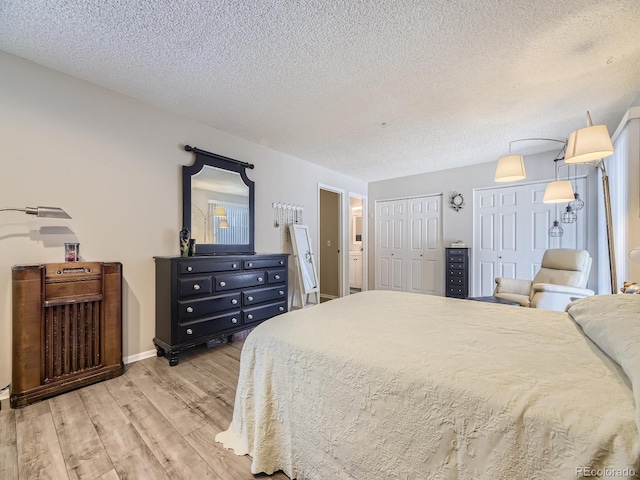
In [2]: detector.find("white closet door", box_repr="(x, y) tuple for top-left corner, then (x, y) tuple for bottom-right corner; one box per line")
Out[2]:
(376, 195), (443, 295)
(473, 177), (588, 296)
(376, 199), (406, 291)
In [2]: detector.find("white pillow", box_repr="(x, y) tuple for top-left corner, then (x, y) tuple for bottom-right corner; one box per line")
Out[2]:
(566, 294), (640, 430)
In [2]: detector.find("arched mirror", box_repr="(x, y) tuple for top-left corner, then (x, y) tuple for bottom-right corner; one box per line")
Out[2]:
(182, 145), (255, 255)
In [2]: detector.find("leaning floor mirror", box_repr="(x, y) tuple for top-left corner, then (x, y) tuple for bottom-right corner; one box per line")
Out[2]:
(289, 224), (320, 307)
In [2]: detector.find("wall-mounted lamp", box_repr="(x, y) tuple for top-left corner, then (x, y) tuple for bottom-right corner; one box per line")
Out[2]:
(494, 111), (617, 292)
(214, 206), (227, 217)
(219, 219), (229, 229)
(0, 206), (71, 219)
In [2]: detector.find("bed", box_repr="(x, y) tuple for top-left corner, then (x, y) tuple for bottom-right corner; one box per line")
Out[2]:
(216, 290), (640, 479)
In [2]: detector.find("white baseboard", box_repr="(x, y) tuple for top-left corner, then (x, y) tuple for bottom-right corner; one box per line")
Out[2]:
(124, 349), (157, 365)
(0, 389), (8, 401)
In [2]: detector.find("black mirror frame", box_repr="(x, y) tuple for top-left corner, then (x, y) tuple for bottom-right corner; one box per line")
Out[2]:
(182, 145), (255, 255)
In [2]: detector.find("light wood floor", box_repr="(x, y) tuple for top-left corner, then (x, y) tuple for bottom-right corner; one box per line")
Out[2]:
(0, 340), (289, 480)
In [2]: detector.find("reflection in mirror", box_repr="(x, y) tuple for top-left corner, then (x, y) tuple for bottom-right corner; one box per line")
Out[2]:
(353, 215), (363, 244)
(183, 145), (255, 255)
(290, 225), (319, 293)
(191, 166), (250, 246)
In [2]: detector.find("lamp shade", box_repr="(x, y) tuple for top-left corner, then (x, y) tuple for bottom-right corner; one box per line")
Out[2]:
(219, 219), (229, 229)
(494, 154), (526, 182)
(564, 125), (614, 164)
(543, 180), (575, 203)
(214, 206), (227, 217)
(630, 248), (640, 264)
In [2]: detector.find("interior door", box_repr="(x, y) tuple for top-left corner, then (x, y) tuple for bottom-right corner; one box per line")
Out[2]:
(473, 177), (588, 296)
(376, 195), (443, 294)
(376, 199), (406, 291)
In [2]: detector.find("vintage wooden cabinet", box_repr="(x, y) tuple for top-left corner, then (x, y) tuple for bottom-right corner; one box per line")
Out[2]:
(11, 262), (123, 408)
(154, 254), (289, 366)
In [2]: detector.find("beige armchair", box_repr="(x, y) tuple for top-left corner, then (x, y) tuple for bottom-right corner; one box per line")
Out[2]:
(494, 249), (594, 311)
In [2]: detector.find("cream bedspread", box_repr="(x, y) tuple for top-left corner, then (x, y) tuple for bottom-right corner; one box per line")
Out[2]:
(216, 291), (640, 479)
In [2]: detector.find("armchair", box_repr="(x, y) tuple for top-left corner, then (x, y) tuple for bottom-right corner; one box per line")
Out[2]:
(494, 249), (594, 311)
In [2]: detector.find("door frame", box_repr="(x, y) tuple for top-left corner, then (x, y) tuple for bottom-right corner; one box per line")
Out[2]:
(318, 184), (346, 298)
(348, 192), (368, 292)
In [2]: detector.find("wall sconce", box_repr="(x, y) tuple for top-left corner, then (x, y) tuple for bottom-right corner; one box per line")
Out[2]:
(0, 206), (71, 219)
(219, 219), (229, 229)
(214, 206), (227, 217)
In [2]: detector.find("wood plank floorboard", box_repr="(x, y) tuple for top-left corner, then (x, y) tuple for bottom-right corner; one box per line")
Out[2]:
(0, 340), (291, 480)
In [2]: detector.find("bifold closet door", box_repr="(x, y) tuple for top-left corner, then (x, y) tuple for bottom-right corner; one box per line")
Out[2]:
(473, 178), (588, 297)
(376, 195), (443, 295)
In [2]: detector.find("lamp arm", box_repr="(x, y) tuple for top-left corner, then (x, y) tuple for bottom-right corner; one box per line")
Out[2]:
(508, 138), (566, 154)
(0, 208), (28, 214)
(599, 159), (617, 293)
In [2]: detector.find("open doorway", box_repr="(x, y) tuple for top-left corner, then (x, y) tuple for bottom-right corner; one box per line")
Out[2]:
(349, 194), (367, 294)
(319, 187), (342, 301)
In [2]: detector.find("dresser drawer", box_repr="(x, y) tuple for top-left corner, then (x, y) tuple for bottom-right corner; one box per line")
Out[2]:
(178, 276), (213, 297)
(447, 286), (466, 296)
(214, 272), (266, 291)
(244, 258), (286, 269)
(448, 269), (464, 277)
(178, 259), (241, 275)
(178, 311), (241, 343)
(177, 293), (241, 320)
(447, 277), (466, 286)
(243, 301), (287, 325)
(448, 262), (466, 270)
(448, 249), (467, 256)
(267, 269), (286, 284)
(447, 255), (466, 264)
(243, 285), (287, 306)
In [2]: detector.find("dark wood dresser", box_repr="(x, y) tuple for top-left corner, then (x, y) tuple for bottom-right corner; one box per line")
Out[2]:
(154, 254), (289, 365)
(445, 248), (469, 299)
(11, 262), (123, 408)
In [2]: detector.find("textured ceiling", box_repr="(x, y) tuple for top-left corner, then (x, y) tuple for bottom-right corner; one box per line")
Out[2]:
(1, 1), (640, 182)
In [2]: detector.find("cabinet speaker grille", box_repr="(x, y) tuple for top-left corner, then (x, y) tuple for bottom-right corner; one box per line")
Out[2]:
(44, 300), (102, 382)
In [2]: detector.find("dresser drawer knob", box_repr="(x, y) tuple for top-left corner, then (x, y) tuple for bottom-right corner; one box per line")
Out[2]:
(186, 328), (193, 335)
(247, 296), (254, 301)
(274, 275), (280, 280)
(232, 263), (237, 268)
(186, 306), (193, 313)
(248, 262), (253, 267)
(187, 266), (193, 272)
(193, 284), (200, 290)
(231, 317), (238, 324)
(231, 298), (238, 305)
(219, 281), (226, 287)
(279, 306), (285, 312)
(247, 314), (253, 320)
(279, 260), (284, 265)
(279, 290), (284, 295)
(257, 277), (263, 282)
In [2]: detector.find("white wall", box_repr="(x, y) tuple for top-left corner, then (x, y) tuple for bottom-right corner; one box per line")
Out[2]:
(0, 51), (366, 392)
(368, 151), (600, 290)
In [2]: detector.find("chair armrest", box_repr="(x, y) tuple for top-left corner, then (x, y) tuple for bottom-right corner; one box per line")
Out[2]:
(529, 283), (595, 311)
(494, 277), (532, 296)
(531, 283), (595, 297)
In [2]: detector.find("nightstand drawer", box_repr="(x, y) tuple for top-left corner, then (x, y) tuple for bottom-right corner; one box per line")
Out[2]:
(448, 249), (467, 256)
(448, 262), (466, 270)
(448, 269), (464, 277)
(448, 277), (466, 286)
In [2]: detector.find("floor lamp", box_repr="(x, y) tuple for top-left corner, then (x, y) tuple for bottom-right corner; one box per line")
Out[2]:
(495, 112), (616, 293)
(564, 113), (616, 293)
